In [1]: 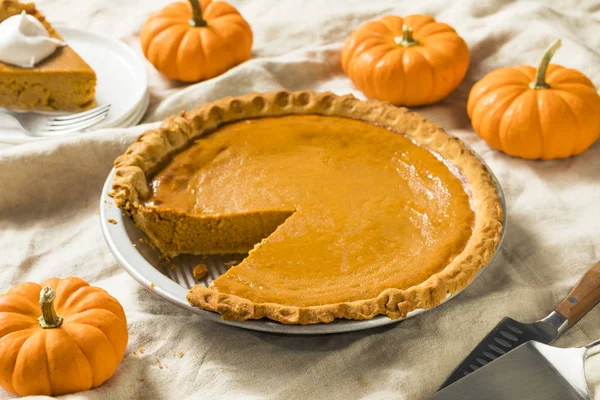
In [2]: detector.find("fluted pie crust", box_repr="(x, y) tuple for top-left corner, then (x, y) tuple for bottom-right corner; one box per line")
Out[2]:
(111, 91), (503, 325)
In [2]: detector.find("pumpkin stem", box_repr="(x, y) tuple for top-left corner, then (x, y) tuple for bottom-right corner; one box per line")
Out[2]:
(530, 39), (561, 90)
(38, 286), (63, 329)
(394, 24), (419, 48)
(188, 0), (207, 27)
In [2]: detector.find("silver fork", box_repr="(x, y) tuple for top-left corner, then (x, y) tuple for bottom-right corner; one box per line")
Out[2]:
(39, 104), (111, 135)
(0, 105), (112, 143)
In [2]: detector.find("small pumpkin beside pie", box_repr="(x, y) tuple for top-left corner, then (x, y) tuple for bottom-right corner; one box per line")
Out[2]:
(468, 39), (600, 160)
(140, 0), (253, 83)
(111, 91), (503, 325)
(342, 14), (470, 106)
(0, 278), (128, 396)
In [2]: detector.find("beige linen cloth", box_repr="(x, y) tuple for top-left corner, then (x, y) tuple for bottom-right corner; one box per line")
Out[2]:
(1, 0), (600, 399)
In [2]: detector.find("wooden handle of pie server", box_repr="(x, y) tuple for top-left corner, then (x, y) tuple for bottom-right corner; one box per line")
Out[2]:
(555, 261), (600, 326)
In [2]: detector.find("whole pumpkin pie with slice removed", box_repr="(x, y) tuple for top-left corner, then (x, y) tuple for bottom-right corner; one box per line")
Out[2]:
(0, 0), (96, 111)
(111, 91), (503, 325)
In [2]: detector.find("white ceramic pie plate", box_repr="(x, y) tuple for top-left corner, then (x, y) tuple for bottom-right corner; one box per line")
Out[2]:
(100, 153), (507, 335)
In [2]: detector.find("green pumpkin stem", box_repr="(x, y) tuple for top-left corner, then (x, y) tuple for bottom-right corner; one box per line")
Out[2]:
(38, 286), (63, 329)
(189, 0), (207, 27)
(394, 24), (419, 48)
(530, 39), (562, 90)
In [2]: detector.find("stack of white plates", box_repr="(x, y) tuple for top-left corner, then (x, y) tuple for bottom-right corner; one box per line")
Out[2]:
(0, 27), (149, 144)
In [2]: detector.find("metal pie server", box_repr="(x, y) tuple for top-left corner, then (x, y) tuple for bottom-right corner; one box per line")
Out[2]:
(439, 260), (600, 390)
(431, 337), (600, 400)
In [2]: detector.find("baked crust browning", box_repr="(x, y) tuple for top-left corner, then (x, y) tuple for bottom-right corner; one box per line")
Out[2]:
(111, 91), (503, 325)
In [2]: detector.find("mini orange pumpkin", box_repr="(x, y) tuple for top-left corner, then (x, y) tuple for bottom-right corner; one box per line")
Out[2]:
(0, 278), (128, 396)
(140, 0), (253, 82)
(341, 15), (470, 106)
(468, 40), (600, 159)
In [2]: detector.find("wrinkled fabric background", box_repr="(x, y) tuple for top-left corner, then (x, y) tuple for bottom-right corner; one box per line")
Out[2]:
(1, 0), (600, 399)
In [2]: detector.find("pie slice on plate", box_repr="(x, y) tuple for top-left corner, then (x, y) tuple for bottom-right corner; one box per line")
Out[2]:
(0, 0), (96, 111)
(111, 91), (503, 325)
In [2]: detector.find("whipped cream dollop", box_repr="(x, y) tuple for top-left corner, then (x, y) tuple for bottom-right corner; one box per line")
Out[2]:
(0, 11), (65, 68)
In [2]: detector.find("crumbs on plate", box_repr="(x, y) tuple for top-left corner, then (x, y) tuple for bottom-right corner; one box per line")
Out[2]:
(139, 237), (156, 250)
(193, 264), (208, 280)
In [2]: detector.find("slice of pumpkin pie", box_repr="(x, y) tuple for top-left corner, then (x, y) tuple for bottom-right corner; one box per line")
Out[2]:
(0, 0), (96, 111)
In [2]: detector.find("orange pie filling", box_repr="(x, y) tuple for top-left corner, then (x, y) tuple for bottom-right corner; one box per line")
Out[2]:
(143, 115), (475, 307)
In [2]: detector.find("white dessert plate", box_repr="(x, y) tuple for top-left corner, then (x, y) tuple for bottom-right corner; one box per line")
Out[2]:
(99, 151), (507, 335)
(0, 26), (147, 143)
(117, 91), (149, 128)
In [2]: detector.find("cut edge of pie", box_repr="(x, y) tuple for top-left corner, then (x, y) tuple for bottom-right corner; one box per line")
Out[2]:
(111, 91), (504, 325)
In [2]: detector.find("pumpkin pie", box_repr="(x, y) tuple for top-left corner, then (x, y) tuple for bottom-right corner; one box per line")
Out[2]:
(0, 0), (96, 111)
(111, 91), (503, 325)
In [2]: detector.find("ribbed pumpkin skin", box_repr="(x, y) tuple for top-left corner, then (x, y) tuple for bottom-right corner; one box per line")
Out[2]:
(140, 0), (253, 82)
(0, 278), (128, 396)
(341, 14), (470, 106)
(468, 65), (600, 159)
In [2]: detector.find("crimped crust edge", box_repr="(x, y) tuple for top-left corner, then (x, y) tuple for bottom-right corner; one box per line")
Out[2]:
(111, 90), (503, 325)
